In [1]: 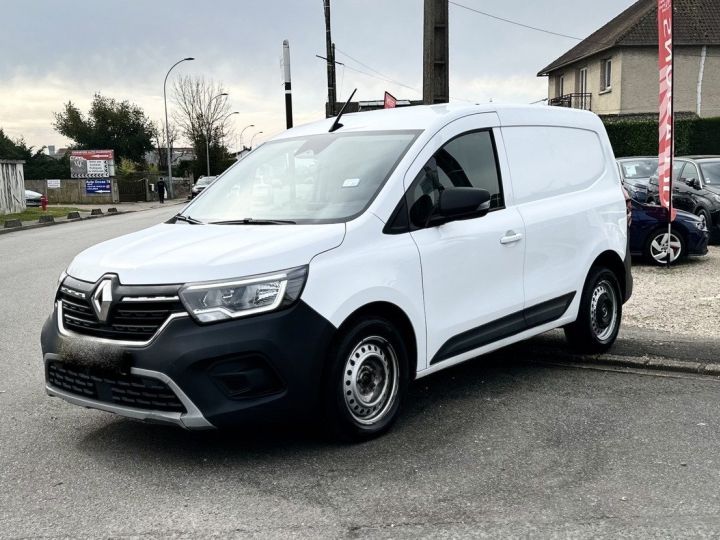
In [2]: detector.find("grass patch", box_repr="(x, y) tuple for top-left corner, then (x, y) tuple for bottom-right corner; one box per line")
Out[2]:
(1, 207), (88, 223)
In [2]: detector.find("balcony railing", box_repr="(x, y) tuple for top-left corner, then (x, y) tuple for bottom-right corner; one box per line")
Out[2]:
(548, 93), (592, 111)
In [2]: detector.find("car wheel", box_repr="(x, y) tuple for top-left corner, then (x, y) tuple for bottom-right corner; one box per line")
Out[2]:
(696, 208), (711, 230)
(644, 228), (684, 266)
(322, 317), (408, 441)
(564, 267), (622, 354)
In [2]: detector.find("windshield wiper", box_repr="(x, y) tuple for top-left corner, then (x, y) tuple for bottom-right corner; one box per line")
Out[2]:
(208, 218), (296, 225)
(172, 214), (204, 225)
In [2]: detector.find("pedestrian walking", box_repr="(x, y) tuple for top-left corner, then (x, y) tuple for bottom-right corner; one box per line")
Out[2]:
(157, 178), (166, 204)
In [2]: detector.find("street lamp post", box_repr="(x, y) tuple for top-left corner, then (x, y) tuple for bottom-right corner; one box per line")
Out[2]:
(239, 124), (255, 150)
(221, 112), (239, 156)
(206, 93), (228, 176)
(249, 131), (264, 149)
(163, 57), (194, 198)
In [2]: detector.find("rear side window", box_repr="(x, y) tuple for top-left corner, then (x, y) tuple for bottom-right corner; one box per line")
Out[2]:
(502, 126), (605, 204)
(408, 130), (504, 214)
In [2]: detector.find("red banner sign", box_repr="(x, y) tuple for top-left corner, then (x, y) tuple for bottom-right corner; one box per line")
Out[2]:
(657, 0), (676, 220)
(384, 91), (397, 109)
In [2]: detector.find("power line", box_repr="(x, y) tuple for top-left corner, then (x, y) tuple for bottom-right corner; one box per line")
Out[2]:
(332, 49), (479, 103)
(448, 1), (590, 42)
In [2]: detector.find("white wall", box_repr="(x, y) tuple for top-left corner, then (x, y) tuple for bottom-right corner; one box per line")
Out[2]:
(0, 160), (26, 215)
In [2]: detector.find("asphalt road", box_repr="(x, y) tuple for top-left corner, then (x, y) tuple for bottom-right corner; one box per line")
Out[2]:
(3, 207), (720, 538)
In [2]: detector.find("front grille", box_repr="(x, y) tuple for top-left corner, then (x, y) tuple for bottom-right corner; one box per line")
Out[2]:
(47, 361), (186, 413)
(58, 277), (185, 342)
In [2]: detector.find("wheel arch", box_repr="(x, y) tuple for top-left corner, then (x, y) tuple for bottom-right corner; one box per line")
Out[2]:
(590, 250), (628, 301)
(333, 302), (419, 380)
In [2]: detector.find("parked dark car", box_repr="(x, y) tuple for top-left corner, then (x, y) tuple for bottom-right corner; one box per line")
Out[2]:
(617, 157), (657, 203)
(189, 176), (217, 198)
(629, 199), (708, 265)
(647, 156), (720, 243)
(25, 190), (42, 207)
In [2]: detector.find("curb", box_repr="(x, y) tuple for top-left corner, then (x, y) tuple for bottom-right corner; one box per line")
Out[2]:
(530, 348), (720, 377)
(0, 201), (184, 236)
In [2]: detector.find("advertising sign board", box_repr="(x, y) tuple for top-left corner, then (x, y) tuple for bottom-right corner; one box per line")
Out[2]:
(70, 150), (115, 178)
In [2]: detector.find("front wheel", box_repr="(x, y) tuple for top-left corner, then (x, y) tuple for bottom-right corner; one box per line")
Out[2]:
(565, 267), (622, 354)
(322, 317), (409, 441)
(696, 208), (711, 231)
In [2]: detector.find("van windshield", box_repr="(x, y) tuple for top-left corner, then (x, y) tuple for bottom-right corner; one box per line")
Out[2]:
(182, 131), (419, 224)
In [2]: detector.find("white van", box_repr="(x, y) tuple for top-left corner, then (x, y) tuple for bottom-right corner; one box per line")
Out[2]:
(42, 104), (631, 440)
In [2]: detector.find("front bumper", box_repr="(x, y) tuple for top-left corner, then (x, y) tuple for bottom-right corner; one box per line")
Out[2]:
(42, 300), (336, 429)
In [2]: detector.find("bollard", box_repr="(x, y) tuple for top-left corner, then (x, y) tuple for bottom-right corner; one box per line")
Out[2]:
(90, 208), (103, 216)
(38, 215), (55, 224)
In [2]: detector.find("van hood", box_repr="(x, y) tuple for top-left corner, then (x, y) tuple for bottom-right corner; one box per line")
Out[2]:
(67, 223), (346, 285)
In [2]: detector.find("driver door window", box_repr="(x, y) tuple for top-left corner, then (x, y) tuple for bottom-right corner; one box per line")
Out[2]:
(407, 130), (504, 228)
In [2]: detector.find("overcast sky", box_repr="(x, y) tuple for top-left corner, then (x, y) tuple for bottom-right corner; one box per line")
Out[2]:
(0, 0), (634, 150)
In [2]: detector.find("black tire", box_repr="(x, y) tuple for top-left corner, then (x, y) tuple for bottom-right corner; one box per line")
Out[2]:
(564, 267), (622, 354)
(322, 317), (409, 442)
(696, 208), (711, 231)
(643, 227), (685, 266)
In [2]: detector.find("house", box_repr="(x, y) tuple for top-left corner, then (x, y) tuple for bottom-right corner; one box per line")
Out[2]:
(538, 0), (720, 118)
(144, 147), (196, 167)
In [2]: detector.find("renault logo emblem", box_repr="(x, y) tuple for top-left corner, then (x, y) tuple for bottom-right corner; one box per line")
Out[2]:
(92, 278), (114, 322)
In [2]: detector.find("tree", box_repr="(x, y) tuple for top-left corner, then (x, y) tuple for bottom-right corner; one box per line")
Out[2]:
(0, 129), (70, 179)
(172, 76), (232, 177)
(151, 120), (179, 173)
(53, 93), (154, 165)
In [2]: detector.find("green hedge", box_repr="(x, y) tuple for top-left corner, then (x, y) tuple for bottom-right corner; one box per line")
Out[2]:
(604, 117), (720, 157)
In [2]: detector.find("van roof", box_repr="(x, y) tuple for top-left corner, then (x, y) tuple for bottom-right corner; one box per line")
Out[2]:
(274, 103), (602, 140)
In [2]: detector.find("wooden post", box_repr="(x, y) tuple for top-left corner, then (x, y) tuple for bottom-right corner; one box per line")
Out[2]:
(423, 0), (449, 104)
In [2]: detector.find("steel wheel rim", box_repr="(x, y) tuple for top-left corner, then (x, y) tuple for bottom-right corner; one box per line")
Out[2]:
(590, 279), (618, 343)
(343, 336), (399, 426)
(650, 232), (681, 263)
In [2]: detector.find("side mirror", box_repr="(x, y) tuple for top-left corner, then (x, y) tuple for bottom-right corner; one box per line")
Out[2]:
(434, 187), (491, 224)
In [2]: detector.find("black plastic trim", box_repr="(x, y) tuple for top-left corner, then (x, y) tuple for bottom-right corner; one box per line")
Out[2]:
(430, 292), (576, 365)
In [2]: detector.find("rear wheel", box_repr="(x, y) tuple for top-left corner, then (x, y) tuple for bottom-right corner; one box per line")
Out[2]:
(322, 317), (408, 441)
(565, 267), (622, 354)
(644, 228), (684, 266)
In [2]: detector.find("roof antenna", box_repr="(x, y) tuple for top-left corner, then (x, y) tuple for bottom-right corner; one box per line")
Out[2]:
(329, 88), (357, 133)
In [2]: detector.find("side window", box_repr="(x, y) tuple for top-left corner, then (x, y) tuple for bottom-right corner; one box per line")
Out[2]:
(681, 163), (699, 183)
(408, 130), (503, 222)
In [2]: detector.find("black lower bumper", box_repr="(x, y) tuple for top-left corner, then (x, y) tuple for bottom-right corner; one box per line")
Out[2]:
(41, 301), (336, 428)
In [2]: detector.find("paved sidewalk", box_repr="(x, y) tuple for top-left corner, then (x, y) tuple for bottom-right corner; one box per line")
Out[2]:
(1, 199), (187, 235)
(514, 325), (720, 376)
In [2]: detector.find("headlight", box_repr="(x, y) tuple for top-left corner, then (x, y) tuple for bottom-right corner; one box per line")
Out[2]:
(179, 266), (308, 323)
(57, 270), (67, 289)
(697, 220), (708, 231)
(712, 194), (720, 204)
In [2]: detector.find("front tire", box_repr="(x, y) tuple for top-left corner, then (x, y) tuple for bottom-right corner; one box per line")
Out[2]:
(322, 317), (409, 442)
(565, 267), (622, 354)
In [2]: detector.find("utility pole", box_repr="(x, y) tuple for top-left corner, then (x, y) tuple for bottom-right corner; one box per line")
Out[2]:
(283, 40), (293, 129)
(423, 0), (449, 104)
(323, 0), (337, 117)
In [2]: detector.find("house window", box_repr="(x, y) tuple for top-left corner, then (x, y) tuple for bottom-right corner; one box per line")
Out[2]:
(601, 59), (612, 91)
(578, 68), (589, 109)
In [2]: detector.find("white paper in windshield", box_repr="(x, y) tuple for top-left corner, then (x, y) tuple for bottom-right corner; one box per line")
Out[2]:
(342, 178), (361, 188)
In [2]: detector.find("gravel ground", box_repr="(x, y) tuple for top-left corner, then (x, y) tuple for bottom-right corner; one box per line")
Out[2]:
(624, 246), (720, 337)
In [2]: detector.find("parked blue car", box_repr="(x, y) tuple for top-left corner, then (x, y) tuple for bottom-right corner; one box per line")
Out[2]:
(629, 199), (709, 265)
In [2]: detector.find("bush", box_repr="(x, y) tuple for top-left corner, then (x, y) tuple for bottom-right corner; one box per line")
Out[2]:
(604, 117), (720, 157)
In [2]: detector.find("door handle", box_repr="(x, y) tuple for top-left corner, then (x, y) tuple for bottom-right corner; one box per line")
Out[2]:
(500, 231), (523, 245)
